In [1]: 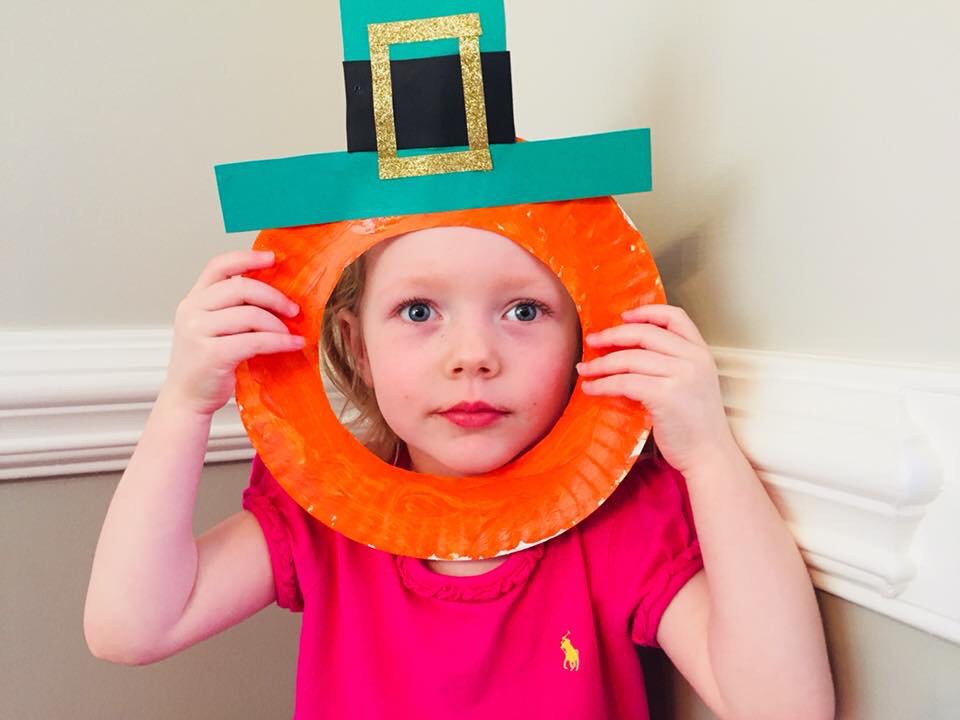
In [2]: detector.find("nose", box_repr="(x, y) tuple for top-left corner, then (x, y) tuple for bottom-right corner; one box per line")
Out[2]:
(443, 318), (501, 378)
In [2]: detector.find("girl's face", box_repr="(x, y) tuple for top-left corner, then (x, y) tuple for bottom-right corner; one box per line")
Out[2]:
(337, 226), (582, 477)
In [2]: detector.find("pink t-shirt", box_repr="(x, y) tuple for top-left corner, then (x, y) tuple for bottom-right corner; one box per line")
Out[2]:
(242, 449), (703, 719)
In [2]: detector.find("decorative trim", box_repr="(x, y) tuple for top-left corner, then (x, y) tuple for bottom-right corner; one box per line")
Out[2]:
(0, 330), (253, 480)
(1, 330), (957, 643)
(713, 347), (960, 643)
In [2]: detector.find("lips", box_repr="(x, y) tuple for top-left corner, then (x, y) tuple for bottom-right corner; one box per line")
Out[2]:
(438, 401), (508, 429)
(442, 401), (507, 414)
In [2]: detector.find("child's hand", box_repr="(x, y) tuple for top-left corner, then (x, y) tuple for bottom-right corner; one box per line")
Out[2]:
(161, 250), (305, 417)
(576, 303), (732, 475)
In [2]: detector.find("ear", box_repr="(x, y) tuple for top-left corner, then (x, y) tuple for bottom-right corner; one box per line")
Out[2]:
(336, 308), (374, 388)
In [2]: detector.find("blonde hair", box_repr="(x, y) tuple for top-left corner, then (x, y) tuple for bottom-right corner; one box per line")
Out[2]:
(319, 252), (399, 464)
(319, 248), (584, 466)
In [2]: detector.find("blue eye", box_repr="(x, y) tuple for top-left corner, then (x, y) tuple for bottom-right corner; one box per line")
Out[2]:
(511, 301), (547, 321)
(395, 297), (433, 322)
(405, 301), (431, 322)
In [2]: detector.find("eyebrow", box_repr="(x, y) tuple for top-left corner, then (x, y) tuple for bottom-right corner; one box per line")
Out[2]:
(389, 274), (548, 293)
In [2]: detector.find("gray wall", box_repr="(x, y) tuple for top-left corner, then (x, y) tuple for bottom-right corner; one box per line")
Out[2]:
(1, 463), (297, 719)
(663, 593), (960, 719)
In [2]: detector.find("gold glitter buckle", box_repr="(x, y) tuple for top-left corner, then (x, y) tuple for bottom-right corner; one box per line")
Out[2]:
(367, 13), (493, 180)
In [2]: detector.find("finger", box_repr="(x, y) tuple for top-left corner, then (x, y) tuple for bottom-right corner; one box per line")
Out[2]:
(577, 348), (674, 378)
(202, 305), (293, 337)
(580, 372), (661, 404)
(191, 250), (276, 293)
(618, 304), (707, 347)
(201, 275), (299, 318)
(585, 322), (691, 359)
(216, 332), (307, 367)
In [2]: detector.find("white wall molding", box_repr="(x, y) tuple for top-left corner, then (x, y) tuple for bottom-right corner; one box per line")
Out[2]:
(0, 329), (254, 480)
(2, 330), (958, 643)
(713, 347), (960, 644)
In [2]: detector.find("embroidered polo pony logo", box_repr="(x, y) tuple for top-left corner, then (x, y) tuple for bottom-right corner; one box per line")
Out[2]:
(560, 631), (580, 671)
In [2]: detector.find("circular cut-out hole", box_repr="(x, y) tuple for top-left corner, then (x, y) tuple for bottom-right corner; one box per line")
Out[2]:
(318, 226), (584, 476)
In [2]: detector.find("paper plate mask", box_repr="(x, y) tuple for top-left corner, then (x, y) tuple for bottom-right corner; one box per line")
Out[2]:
(214, 0), (663, 560)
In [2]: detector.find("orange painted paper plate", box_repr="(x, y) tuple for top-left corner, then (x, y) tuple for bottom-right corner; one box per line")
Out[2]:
(235, 197), (664, 560)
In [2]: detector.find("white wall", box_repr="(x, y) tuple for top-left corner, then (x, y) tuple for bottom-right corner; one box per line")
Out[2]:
(4, 2), (958, 365)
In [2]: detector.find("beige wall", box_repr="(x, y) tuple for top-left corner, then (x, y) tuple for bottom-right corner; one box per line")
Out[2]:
(4, 0), (959, 718)
(663, 593), (960, 719)
(1, 463), (297, 718)
(3, 2), (958, 364)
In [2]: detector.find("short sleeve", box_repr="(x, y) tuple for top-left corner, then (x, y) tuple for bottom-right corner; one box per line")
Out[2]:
(611, 451), (704, 648)
(241, 454), (306, 612)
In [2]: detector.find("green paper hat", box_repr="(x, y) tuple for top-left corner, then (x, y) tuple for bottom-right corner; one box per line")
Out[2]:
(214, 0), (652, 232)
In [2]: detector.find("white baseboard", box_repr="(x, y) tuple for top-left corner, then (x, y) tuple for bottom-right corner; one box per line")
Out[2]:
(2, 329), (958, 643)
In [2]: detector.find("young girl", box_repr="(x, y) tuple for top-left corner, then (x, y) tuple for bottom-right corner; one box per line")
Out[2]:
(84, 224), (835, 719)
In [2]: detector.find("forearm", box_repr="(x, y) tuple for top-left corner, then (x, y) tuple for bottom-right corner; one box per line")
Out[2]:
(685, 432), (834, 720)
(84, 389), (212, 660)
